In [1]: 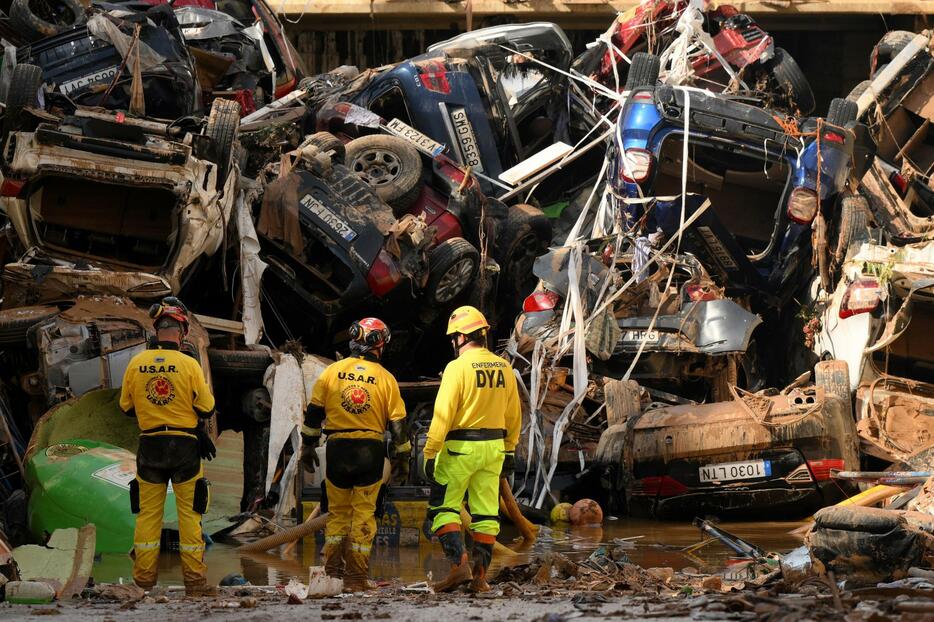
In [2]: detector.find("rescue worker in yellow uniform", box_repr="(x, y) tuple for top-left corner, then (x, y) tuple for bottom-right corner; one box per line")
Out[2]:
(425, 306), (521, 593)
(303, 317), (410, 592)
(119, 297), (217, 597)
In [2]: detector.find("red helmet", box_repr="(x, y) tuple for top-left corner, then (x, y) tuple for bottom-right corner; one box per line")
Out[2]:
(349, 317), (390, 354)
(149, 297), (190, 335)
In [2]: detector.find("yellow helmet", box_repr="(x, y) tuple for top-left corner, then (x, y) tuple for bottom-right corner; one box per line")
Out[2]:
(446, 305), (490, 336)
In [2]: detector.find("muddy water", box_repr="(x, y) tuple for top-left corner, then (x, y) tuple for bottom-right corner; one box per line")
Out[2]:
(90, 518), (807, 587)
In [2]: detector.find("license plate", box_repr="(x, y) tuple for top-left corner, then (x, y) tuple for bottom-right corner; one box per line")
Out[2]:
(621, 329), (659, 343)
(450, 107), (484, 172)
(386, 118), (444, 157)
(699, 460), (771, 483)
(300, 193), (357, 242)
(59, 65), (119, 95)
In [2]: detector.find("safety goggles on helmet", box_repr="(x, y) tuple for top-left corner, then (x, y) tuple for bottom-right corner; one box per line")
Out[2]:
(148, 297), (190, 335)
(349, 317), (390, 353)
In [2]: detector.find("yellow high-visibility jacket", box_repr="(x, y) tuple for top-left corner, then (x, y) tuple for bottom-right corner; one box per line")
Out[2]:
(424, 347), (521, 459)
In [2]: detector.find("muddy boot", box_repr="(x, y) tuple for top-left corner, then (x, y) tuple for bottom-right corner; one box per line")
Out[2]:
(468, 539), (494, 593)
(184, 581), (218, 598)
(323, 537), (346, 579)
(342, 548), (371, 593)
(432, 530), (472, 593)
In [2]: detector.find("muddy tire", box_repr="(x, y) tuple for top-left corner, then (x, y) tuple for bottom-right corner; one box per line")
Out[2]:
(0, 305), (58, 345)
(624, 52), (660, 90)
(345, 135), (423, 213)
(834, 193), (870, 262)
(10, 0), (85, 43)
(4, 63), (43, 138)
(815, 360), (852, 418)
(846, 80), (871, 104)
(206, 98), (241, 189)
(871, 30), (916, 73)
(302, 131), (345, 164)
(499, 204), (552, 300)
(769, 48), (815, 115)
(827, 97), (858, 127)
(425, 237), (479, 306)
(207, 348), (274, 378)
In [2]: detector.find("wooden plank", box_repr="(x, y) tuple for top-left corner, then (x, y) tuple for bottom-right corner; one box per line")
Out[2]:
(193, 313), (245, 334)
(274, 0), (931, 17)
(499, 142), (574, 186)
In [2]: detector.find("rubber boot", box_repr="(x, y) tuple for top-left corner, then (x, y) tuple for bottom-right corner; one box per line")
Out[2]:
(323, 537), (346, 579)
(342, 548), (371, 593)
(432, 531), (472, 593)
(469, 541), (494, 593)
(184, 581), (218, 598)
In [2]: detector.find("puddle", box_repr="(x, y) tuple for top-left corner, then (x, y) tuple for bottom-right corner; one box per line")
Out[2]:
(91, 518), (807, 586)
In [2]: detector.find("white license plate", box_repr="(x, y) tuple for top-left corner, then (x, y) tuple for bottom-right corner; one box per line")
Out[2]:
(386, 118), (444, 157)
(59, 65), (119, 95)
(621, 329), (659, 343)
(300, 193), (357, 242)
(450, 107), (484, 172)
(699, 460), (772, 483)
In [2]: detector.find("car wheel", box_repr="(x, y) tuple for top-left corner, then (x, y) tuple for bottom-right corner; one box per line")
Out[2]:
(624, 52), (661, 91)
(499, 204), (552, 300)
(846, 80), (871, 104)
(871, 30), (916, 74)
(9, 0), (86, 43)
(345, 135), (423, 214)
(833, 193), (870, 263)
(425, 237), (479, 305)
(0, 305), (58, 346)
(3, 63), (43, 139)
(205, 98), (241, 190)
(826, 97), (858, 127)
(815, 360), (852, 417)
(301, 131), (345, 164)
(207, 348), (274, 378)
(769, 48), (815, 116)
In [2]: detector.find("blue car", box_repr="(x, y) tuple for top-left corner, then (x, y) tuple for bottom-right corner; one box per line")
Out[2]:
(611, 53), (874, 302)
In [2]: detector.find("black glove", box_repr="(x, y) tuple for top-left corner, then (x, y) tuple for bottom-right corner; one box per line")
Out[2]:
(501, 452), (515, 478)
(196, 423), (216, 461)
(424, 458), (435, 482)
(301, 437), (320, 472)
(391, 451), (411, 485)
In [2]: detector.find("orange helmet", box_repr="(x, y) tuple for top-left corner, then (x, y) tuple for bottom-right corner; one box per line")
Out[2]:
(149, 296), (190, 335)
(349, 317), (390, 355)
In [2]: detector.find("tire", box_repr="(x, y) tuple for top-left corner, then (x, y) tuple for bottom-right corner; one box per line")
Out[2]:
(301, 131), (345, 164)
(834, 193), (870, 262)
(815, 360), (852, 419)
(498, 204), (552, 299)
(345, 135), (423, 213)
(872, 30), (916, 73)
(769, 47), (815, 115)
(4, 63), (43, 138)
(624, 52), (660, 91)
(207, 348), (273, 378)
(846, 80), (871, 104)
(205, 98), (241, 189)
(424, 237), (479, 306)
(0, 305), (58, 345)
(9, 0), (85, 43)
(827, 97), (858, 127)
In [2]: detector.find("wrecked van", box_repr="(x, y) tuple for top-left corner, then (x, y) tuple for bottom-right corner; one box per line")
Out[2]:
(0, 86), (241, 297)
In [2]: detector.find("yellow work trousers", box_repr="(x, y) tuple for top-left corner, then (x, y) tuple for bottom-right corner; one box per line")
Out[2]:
(133, 468), (208, 588)
(324, 478), (382, 559)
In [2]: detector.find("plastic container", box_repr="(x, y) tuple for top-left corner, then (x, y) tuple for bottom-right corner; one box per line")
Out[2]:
(6, 581), (55, 604)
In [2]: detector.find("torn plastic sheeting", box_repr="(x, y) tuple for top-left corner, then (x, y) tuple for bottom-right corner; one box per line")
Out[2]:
(263, 355), (304, 498)
(243, 22), (276, 75)
(235, 191), (268, 345)
(87, 15), (166, 74)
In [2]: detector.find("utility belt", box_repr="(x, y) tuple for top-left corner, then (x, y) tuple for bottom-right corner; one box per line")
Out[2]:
(445, 428), (505, 442)
(323, 428), (382, 436)
(141, 425), (198, 436)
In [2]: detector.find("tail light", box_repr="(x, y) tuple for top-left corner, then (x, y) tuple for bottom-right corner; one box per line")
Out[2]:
(366, 249), (402, 297)
(619, 148), (653, 183)
(0, 179), (25, 197)
(685, 283), (718, 302)
(418, 60), (451, 94)
(807, 459), (846, 482)
(523, 290), (561, 313)
(822, 130), (845, 144)
(632, 476), (689, 497)
(839, 277), (881, 319)
(631, 91), (654, 102)
(890, 171), (908, 196)
(786, 187), (819, 224)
